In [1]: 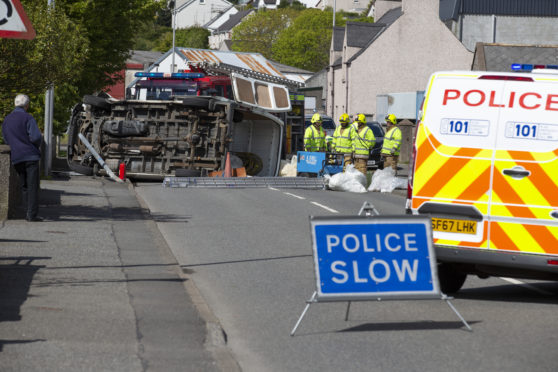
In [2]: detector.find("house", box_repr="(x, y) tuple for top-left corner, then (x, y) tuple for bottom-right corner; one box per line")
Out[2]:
(439, 0), (558, 52)
(173, 0), (236, 29)
(257, 0), (281, 10)
(327, 0), (472, 122)
(204, 5), (239, 33)
(208, 9), (255, 50)
(317, 0), (370, 14)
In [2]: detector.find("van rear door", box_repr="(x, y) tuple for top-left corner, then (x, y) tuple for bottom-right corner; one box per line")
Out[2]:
(490, 76), (558, 255)
(412, 73), (506, 249)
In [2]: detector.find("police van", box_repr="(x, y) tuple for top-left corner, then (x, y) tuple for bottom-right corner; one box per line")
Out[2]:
(406, 68), (558, 292)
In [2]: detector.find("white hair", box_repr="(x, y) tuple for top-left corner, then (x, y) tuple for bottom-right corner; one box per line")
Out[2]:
(14, 94), (30, 108)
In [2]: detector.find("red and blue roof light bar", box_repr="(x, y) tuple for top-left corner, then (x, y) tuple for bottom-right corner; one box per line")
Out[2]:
(135, 72), (205, 79)
(511, 63), (558, 72)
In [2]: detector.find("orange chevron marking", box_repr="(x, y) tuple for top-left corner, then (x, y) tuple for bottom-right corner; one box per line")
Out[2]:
(456, 166), (491, 201)
(490, 223), (521, 251)
(416, 148), (482, 197)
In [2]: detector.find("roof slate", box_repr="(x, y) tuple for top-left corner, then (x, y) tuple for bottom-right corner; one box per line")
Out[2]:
(442, 0), (558, 21)
(332, 27), (345, 52)
(346, 22), (385, 48)
(476, 43), (558, 71)
(215, 9), (254, 33)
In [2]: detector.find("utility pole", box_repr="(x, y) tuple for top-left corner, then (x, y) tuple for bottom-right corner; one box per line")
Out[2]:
(44, 0), (55, 176)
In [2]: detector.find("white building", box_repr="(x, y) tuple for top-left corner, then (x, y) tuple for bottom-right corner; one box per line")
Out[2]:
(173, 0), (237, 29)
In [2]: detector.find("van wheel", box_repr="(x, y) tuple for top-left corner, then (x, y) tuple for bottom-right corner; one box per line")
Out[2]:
(437, 263), (467, 294)
(83, 95), (111, 111)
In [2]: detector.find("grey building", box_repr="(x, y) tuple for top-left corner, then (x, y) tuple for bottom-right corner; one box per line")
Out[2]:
(440, 0), (558, 51)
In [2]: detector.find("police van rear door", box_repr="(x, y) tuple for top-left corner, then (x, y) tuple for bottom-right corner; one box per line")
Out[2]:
(490, 72), (558, 255)
(412, 72), (503, 250)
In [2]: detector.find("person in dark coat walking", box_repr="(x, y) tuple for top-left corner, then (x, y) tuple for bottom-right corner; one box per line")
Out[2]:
(1, 94), (43, 221)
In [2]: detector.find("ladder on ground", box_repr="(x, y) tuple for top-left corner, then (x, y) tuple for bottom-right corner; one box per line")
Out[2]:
(163, 177), (325, 189)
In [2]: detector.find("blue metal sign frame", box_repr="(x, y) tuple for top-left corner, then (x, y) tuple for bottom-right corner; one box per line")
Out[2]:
(310, 215), (440, 301)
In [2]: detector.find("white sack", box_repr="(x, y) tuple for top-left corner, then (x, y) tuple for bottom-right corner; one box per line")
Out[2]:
(280, 155), (298, 177)
(368, 167), (407, 193)
(327, 164), (367, 193)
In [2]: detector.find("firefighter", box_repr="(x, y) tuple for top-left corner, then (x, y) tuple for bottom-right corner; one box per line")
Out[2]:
(332, 113), (354, 171)
(351, 113), (376, 175)
(381, 114), (402, 173)
(304, 113), (327, 152)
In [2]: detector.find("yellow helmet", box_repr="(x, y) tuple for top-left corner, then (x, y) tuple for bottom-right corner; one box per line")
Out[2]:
(385, 114), (397, 125)
(356, 113), (366, 124)
(311, 113), (322, 124)
(339, 113), (350, 124)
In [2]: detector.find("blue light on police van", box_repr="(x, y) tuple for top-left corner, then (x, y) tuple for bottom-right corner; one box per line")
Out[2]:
(511, 63), (522, 71)
(547, 65), (558, 70)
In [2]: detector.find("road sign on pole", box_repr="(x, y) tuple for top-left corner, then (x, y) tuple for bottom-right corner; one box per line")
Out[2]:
(0, 0), (36, 39)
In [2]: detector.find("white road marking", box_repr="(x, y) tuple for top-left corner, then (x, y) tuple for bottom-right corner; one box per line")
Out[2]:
(284, 192), (306, 200)
(268, 187), (279, 191)
(311, 201), (339, 214)
(500, 277), (554, 296)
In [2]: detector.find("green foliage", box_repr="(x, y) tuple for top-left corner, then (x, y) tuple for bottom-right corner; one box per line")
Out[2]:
(59, 0), (162, 94)
(156, 27), (211, 52)
(278, 0), (306, 10)
(231, 9), (300, 60)
(272, 9), (333, 72)
(0, 1), (88, 138)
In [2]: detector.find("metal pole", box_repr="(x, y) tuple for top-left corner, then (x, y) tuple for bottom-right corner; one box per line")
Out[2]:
(333, 0), (336, 26)
(44, 0), (55, 176)
(171, 1), (176, 73)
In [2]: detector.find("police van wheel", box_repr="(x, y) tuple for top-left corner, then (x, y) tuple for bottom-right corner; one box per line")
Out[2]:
(437, 263), (467, 294)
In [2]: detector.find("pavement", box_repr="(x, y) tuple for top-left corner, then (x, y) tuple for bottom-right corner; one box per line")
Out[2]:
(0, 170), (237, 371)
(0, 159), (409, 371)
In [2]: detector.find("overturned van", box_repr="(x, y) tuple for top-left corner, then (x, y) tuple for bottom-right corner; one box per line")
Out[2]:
(67, 69), (294, 179)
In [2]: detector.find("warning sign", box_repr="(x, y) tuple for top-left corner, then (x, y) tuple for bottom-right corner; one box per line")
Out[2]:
(0, 0), (35, 39)
(310, 215), (440, 301)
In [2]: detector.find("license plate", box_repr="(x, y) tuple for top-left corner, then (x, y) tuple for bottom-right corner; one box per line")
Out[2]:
(431, 217), (477, 234)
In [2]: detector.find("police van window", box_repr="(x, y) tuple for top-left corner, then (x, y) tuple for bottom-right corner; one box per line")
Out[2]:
(226, 85), (233, 99)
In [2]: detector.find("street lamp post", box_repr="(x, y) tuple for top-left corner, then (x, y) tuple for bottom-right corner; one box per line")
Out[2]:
(171, 0), (176, 73)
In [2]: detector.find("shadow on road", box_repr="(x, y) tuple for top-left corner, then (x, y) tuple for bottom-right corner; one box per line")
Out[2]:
(0, 257), (48, 323)
(36, 188), (187, 223)
(339, 320), (481, 332)
(456, 282), (558, 304)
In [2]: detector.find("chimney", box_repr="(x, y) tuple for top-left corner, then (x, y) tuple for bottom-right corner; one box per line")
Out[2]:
(403, 0), (439, 18)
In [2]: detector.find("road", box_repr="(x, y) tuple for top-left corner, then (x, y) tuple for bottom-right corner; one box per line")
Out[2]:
(134, 184), (558, 372)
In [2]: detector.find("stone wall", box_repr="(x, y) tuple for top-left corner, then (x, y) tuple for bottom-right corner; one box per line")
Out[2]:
(0, 145), (21, 220)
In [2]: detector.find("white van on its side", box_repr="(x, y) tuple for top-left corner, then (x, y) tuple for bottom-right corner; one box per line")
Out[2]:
(406, 69), (558, 293)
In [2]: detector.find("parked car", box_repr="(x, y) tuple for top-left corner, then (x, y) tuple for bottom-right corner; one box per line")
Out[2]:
(367, 121), (385, 169)
(304, 114), (336, 137)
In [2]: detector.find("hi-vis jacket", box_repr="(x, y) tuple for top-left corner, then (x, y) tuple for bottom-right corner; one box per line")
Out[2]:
(351, 125), (375, 158)
(381, 126), (402, 156)
(332, 125), (354, 154)
(407, 69), (558, 274)
(304, 124), (326, 152)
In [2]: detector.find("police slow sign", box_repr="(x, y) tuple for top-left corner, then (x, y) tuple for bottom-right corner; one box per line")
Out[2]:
(310, 215), (440, 300)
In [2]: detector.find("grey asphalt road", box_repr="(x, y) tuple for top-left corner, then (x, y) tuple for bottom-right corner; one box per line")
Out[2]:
(135, 184), (558, 372)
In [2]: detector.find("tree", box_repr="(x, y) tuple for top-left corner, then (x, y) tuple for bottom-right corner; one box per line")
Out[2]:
(58, 0), (162, 95)
(156, 27), (211, 51)
(278, 0), (306, 10)
(231, 9), (300, 60)
(272, 9), (334, 72)
(0, 1), (88, 138)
